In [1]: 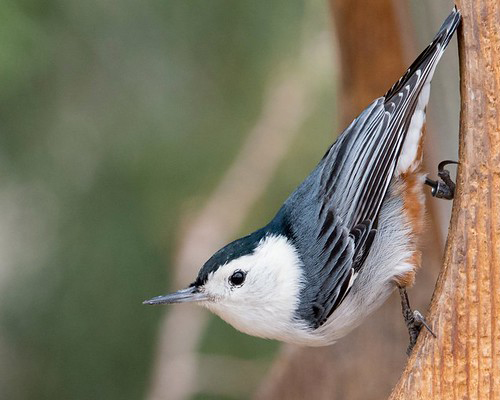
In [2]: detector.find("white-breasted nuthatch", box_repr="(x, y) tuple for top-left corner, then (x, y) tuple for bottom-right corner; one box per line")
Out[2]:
(144, 8), (461, 353)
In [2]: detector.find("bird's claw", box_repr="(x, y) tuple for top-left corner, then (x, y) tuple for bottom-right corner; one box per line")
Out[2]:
(398, 287), (435, 355)
(425, 160), (458, 200)
(413, 310), (436, 338)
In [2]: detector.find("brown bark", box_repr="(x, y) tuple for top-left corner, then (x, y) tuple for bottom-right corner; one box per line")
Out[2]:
(255, 1), (444, 399)
(390, 1), (500, 398)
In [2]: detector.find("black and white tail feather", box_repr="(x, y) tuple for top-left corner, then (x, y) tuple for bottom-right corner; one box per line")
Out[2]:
(289, 7), (461, 329)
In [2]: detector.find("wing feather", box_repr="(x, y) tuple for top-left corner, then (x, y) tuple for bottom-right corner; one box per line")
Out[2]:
(293, 8), (461, 328)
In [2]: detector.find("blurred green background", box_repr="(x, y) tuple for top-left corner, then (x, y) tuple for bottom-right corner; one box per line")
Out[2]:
(0, 0), (460, 399)
(0, 1), (336, 399)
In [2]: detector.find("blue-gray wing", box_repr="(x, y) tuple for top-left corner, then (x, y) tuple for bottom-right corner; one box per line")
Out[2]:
(291, 8), (460, 328)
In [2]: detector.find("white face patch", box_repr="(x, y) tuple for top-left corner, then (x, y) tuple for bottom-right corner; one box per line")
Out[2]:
(200, 234), (307, 341)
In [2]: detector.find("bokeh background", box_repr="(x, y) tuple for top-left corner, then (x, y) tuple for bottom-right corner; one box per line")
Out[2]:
(0, 1), (458, 399)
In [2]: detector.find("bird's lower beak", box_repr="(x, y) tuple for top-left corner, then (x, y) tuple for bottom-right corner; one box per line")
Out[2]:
(143, 286), (208, 305)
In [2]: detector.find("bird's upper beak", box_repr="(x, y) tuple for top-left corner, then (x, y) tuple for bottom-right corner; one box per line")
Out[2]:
(143, 286), (208, 305)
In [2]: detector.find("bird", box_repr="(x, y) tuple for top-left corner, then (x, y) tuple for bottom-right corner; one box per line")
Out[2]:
(144, 8), (461, 353)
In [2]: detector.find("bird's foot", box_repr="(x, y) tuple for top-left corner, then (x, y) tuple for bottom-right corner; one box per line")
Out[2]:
(398, 287), (436, 355)
(425, 160), (457, 200)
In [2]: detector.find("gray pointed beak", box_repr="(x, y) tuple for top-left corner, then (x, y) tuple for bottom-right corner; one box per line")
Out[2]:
(143, 286), (208, 305)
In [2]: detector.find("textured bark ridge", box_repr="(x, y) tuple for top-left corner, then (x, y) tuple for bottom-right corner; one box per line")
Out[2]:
(390, 1), (500, 398)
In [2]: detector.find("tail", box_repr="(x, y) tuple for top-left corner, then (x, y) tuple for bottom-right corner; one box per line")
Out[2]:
(385, 7), (461, 101)
(389, 7), (461, 174)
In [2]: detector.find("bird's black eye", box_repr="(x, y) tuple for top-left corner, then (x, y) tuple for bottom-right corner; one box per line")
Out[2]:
(229, 270), (246, 286)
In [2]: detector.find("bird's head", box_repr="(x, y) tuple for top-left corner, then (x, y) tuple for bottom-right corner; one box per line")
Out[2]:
(144, 231), (308, 341)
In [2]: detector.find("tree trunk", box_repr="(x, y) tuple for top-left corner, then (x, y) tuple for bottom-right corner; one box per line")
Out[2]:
(390, 1), (500, 398)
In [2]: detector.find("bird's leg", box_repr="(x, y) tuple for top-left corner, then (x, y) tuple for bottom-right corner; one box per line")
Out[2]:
(424, 160), (458, 200)
(398, 287), (436, 355)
